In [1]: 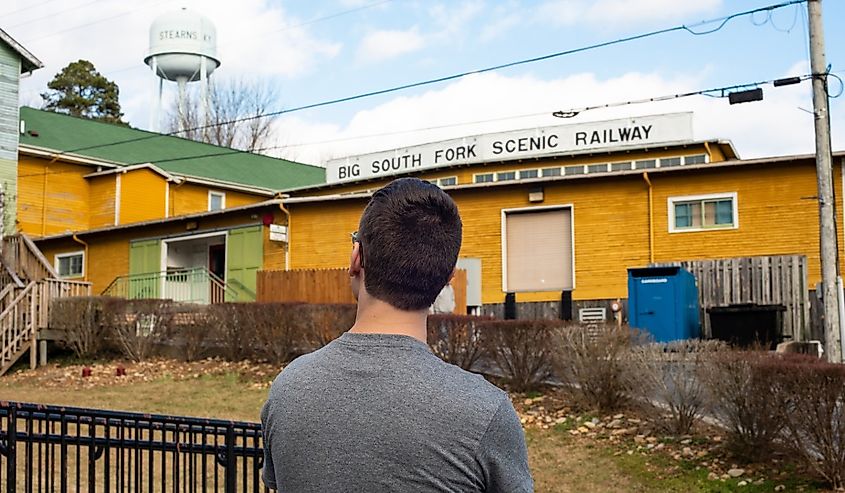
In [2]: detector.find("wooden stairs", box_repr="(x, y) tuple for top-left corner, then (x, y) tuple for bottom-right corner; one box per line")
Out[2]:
(0, 235), (91, 376)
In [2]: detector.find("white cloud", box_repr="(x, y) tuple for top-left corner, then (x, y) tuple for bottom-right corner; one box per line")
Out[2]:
(429, 1), (485, 38)
(356, 27), (425, 62)
(268, 62), (840, 165)
(537, 0), (723, 28)
(9, 0), (341, 127)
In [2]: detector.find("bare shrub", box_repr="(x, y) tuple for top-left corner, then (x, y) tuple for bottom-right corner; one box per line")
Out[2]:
(480, 319), (558, 392)
(103, 299), (172, 362)
(252, 303), (310, 364)
(632, 340), (725, 435)
(167, 305), (213, 362)
(703, 350), (788, 461)
(427, 315), (491, 371)
(302, 304), (357, 349)
(208, 303), (256, 361)
(49, 297), (107, 359)
(554, 324), (644, 413)
(776, 355), (845, 488)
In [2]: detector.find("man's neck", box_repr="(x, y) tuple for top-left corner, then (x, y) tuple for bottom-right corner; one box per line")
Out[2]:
(349, 295), (428, 343)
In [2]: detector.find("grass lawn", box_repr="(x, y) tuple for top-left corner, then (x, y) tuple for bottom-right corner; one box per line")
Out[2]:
(0, 360), (826, 492)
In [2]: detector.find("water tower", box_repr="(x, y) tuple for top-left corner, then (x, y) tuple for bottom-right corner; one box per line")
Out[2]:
(144, 8), (220, 133)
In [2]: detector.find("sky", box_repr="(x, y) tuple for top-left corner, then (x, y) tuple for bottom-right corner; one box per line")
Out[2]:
(4, 0), (845, 165)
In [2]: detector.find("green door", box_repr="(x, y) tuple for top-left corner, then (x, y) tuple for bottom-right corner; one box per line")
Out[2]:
(128, 239), (161, 299)
(226, 226), (263, 301)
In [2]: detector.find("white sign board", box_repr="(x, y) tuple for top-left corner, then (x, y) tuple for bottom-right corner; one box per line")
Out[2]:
(269, 224), (288, 243)
(326, 112), (693, 184)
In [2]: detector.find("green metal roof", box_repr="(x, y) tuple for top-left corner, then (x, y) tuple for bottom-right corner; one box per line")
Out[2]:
(18, 107), (325, 191)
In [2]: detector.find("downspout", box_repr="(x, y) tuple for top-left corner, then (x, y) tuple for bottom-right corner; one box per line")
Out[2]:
(72, 233), (89, 282)
(703, 141), (712, 162)
(277, 195), (291, 271)
(40, 165), (48, 237)
(642, 172), (654, 264)
(169, 178), (187, 217)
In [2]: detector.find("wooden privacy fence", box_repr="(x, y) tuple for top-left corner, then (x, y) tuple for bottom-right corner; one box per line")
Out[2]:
(257, 268), (467, 314)
(661, 255), (809, 341)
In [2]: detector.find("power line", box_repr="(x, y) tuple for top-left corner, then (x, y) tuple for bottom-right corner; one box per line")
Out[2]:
(46, 0), (807, 160)
(0, 0), (61, 18)
(21, 0), (170, 44)
(100, 0), (395, 77)
(16, 109), (554, 179)
(8, 0), (101, 29)
(18, 72), (813, 180)
(551, 74), (812, 118)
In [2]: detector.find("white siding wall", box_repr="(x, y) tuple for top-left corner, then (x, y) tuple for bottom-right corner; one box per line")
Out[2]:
(0, 42), (21, 233)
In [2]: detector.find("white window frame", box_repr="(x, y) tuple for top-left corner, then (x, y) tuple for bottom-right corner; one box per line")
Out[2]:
(496, 171), (517, 182)
(541, 166), (563, 177)
(610, 161), (633, 172)
(208, 190), (226, 211)
(55, 251), (85, 278)
(437, 176), (458, 187)
(683, 154), (709, 165)
(500, 204), (576, 293)
(473, 172), (495, 184)
(668, 192), (739, 233)
(518, 169), (540, 180)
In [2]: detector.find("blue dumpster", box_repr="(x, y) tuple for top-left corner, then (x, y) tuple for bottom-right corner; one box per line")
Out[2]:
(628, 266), (700, 342)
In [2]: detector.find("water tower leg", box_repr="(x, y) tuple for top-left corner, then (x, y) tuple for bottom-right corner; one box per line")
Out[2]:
(177, 77), (188, 134)
(149, 57), (160, 132)
(200, 56), (209, 141)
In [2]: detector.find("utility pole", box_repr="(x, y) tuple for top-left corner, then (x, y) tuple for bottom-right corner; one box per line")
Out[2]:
(808, 0), (841, 362)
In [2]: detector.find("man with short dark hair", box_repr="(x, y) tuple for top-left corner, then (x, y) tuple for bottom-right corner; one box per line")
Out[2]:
(261, 178), (533, 492)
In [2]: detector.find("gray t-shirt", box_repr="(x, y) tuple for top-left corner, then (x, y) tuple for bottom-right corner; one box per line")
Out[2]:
(260, 332), (533, 492)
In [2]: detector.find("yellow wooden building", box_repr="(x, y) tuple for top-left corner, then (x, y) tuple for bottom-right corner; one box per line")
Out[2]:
(23, 110), (845, 335)
(273, 112), (843, 330)
(17, 107), (323, 300)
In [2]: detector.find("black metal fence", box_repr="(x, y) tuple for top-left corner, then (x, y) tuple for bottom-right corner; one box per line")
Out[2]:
(0, 401), (272, 492)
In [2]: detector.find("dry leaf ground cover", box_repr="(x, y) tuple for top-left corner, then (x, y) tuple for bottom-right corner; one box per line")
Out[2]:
(0, 357), (826, 492)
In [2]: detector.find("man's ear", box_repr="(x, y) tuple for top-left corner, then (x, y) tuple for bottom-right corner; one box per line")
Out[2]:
(349, 242), (363, 277)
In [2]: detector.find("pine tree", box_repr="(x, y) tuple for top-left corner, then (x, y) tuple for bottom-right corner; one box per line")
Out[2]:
(41, 59), (126, 125)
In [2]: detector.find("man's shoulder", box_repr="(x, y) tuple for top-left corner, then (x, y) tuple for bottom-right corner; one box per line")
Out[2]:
(435, 359), (505, 398)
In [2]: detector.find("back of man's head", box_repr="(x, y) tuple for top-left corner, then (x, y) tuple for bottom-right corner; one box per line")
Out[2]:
(358, 178), (462, 311)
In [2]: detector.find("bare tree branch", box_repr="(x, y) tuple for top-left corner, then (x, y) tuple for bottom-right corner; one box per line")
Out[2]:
(166, 78), (279, 152)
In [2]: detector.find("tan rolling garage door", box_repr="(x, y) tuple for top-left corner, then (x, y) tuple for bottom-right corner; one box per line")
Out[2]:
(504, 208), (573, 292)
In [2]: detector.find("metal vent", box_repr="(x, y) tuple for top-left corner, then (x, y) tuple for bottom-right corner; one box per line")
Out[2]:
(579, 307), (607, 323)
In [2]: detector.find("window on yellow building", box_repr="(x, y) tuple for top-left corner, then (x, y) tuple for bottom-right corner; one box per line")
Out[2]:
(497, 171), (516, 181)
(541, 167), (562, 177)
(438, 177), (457, 186)
(519, 169), (539, 179)
(55, 252), (84, 278)
(587, 163), (608, 173)
(669, 193), (737, 232)
(208, 191), (226, 211)
(684, 154), (707, 165)
(660, 157), (682, 167)
(474, 173), (494, 183)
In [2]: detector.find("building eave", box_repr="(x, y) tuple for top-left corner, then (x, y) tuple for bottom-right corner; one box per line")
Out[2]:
(84, 163), (178, 181)
(286, 139), (734, 195)
(0, 28), (43, 74)
(35, 199), (284, 242)
(20, 144), (124, 169)
(281, 150), (842, 204)
(178, 175), (276, 197)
